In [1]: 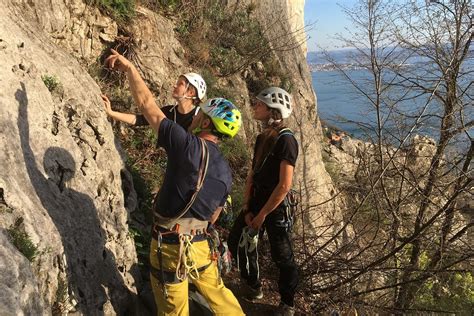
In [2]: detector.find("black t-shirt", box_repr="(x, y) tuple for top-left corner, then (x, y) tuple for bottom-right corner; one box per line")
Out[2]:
(154, 119), (232, 221)
(250, 132), (298, 212)
(135, 105), (198, 131)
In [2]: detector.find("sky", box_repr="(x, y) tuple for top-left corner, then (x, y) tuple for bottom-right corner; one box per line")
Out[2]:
(304, 0), (358, 52)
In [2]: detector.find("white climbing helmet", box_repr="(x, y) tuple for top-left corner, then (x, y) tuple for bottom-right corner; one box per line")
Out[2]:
(182, 72), (207, 101)
(256, 87), (292, 119)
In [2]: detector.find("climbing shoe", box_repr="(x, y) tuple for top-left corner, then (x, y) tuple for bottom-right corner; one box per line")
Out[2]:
(275, 302), (295, 316)
(245, 285), (263, 300)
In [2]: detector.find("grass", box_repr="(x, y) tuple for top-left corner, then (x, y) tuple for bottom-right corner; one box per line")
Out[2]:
(42, 75), (60, 93)
(6, 217), (39, 262)
(86, 0), (135, 22)
(52, 277), (72, 315)
(166, 1), (275, 77)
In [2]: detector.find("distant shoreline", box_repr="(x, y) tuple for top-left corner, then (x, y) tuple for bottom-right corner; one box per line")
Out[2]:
(308, 63), (415, 72)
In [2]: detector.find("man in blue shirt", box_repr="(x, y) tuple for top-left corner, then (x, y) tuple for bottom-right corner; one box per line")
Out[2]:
(104, 49), (244, 315)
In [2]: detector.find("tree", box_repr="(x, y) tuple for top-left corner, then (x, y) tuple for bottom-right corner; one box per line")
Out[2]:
(299, 0), (473, 313)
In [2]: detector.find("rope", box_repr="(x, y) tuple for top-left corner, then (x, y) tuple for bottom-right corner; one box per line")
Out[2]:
(176, 234), (200, 281)
(237, 226), (259, 280)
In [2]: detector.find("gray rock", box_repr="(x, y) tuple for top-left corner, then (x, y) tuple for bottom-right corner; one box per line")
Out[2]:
(1, 0), (347, 313)
(0, 230), (46, 315)
(0, 1), (141, 314)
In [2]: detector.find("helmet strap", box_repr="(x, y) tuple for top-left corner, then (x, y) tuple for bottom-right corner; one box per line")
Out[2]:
(191, 115), (211, 135)
(192, 126), (202, 135)
(176, 83), (197, 101)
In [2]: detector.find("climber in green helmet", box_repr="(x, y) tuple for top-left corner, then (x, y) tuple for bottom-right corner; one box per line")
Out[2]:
(103, 49), (244, 316)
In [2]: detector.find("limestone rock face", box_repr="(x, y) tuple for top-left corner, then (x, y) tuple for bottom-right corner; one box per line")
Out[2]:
(0, 229), (45, 315)
(9, 0), (118, 63)
(284, 0), (307, 55)
(248, 0), (342, 239)
(1, 0), (342, 313)
(0, 1), (140, 314)
(124, 6), (189, 105)
(407, 134), (437, 170)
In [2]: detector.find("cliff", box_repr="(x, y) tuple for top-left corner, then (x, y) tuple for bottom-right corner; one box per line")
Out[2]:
(0, 0), (338, 314)
(0, 1), (139, 314)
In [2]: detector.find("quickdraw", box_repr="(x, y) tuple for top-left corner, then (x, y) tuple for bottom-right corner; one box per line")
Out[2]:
(237, 226), (260, 280)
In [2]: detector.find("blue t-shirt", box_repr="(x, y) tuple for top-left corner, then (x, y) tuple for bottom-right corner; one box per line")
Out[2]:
(154, 119), (232, 221)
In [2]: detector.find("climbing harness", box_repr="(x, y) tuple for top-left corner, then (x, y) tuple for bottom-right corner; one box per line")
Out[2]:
(253, 127), (298, 231)
(237, 226), (260, 279)
(206, 227), (224, 284)
(151, 138), (211, 297)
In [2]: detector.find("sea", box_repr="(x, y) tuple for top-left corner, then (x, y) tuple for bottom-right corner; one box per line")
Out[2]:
(309, 56), (473, 143)
(311, 69), (371, 138)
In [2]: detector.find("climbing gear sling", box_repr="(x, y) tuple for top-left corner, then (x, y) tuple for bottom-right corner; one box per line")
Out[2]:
(237, 226), (260, 279)
(151, 138), (211, 298)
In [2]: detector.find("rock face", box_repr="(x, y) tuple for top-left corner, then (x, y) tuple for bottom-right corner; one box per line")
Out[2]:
(10, 0), (118, 63)
(248, 0), (342, 238)
(0, 229), (45, 315)
(0, 1), (140, 314)
(1, 0), (341, 314)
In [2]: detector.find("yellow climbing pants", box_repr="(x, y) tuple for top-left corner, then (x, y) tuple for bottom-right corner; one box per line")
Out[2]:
(150, 238), (244, 316)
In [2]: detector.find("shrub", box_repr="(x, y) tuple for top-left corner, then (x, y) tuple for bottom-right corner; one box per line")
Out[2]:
(6, 217), (39, 262)
(217, 136), (250, 228)
(52, 277), (72, 315)
(216, 185), (246, 229)
(168, 1), (272, 77)
(141, 0), (182, 16)
(87, 0), (135, 22)
(219, 136), (250, 174)
(414, 271), (474, 313)
(42, 75), (60, 92)
(128, 226), (151, 267)
(200, 68), (239, 102)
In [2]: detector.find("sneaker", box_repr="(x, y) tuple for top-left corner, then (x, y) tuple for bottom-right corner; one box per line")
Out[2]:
(245, 285), (263, 300)
(275, 302), (295, 316)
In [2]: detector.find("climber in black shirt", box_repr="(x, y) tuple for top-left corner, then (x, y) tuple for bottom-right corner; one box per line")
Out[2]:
(101, 72), (206, 131)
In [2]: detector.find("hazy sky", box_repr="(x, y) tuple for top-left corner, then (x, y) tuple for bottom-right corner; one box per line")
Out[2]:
(304, 0), (358, 52)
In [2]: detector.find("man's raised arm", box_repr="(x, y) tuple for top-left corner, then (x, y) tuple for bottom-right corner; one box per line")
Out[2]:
(104, 49), (165, 131)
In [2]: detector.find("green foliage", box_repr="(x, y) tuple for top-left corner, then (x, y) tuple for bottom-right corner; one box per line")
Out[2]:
(121, 132), (167, 272)
(42, 75), (60, 92)
(321, 148), (341, 184)
(220, 136), (250, 173)
(414, 272), (474, 314)
(125, 160), (156, 271)
(128, 226), (151, 266)
(200, 68), (240, 103)
(245, 58), (292, 96)
(216, 136), (250, 228)
(87, 0), (135, 22)
(52, 277), (70, 315)
(216, 185), (246, 229)
(173, 1), (271, 77)
(141, 0), (181, 16)
(6, 218), (39, 262)
(126, 153), (161, 220)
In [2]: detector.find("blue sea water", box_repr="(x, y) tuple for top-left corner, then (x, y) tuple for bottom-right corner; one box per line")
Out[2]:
(311, 68), (473, 142)
(311, 59), (474, 142)
(311, 70), (370, 138)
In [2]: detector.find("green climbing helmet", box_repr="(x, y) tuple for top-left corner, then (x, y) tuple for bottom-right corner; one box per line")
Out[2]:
(201, 98), (242, 138)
